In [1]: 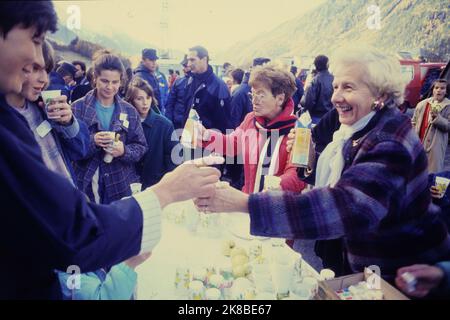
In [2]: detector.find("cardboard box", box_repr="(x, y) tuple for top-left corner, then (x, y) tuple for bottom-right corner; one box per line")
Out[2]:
(316, 269), (409, 300)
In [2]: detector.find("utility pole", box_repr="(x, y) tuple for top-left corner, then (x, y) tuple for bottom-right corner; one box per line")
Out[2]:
(160, 0), (170, 59)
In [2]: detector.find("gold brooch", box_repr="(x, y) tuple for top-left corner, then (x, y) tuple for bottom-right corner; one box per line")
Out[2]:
(352, 139), (361, 147)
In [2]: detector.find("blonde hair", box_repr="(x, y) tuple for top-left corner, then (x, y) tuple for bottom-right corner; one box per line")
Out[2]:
(331, 47), (407, 106)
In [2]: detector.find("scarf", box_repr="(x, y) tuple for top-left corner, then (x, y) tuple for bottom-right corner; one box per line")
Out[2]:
(253, 99), (297, 192)
(316, 110), (376, 188)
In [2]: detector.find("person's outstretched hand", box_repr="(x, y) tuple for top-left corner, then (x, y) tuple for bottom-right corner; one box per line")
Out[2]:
(150, 156), (224, 208)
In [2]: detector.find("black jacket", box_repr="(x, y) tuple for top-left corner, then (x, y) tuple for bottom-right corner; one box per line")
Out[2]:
(292, 77), (304, 114)
(230, 83), (252, 129)
(165, 75), (189, 129)
(134, 63), (162, 106)
(183, 66), (232, 133)
(301, 70), (334, 118)
(137, 110), (179, 189)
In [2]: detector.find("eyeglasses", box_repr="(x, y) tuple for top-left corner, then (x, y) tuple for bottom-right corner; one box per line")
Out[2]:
(248, 92), (266, 101)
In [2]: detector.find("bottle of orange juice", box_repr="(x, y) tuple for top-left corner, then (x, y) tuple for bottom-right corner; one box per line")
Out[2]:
(291, 111), (314, 168)
(181, 109), (200, 148)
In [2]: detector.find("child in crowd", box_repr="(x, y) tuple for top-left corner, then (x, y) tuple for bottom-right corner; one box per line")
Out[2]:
(125, 77), (179, 189)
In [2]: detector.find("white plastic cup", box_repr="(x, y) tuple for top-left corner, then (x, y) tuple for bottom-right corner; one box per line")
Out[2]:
(102, 131), (116, 163)
(41, 90), (61, 119)
(320, 269), (335, 281)
(302, 276), (319, 297)
(270, 262), (293, 296)
(188, 280), (205, 300)
(130, 183), (142, 195)
(205, 288), (222, 300)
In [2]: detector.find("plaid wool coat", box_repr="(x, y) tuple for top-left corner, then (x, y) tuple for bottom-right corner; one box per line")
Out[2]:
(248, 106), (450, 280)
(72, 90), (147, 204)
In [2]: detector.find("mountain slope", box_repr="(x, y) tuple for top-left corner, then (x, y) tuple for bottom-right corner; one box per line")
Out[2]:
(220, 0), (449, 65)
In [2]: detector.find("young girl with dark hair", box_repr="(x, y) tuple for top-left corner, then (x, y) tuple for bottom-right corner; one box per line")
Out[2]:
(125, 77), (180, 189)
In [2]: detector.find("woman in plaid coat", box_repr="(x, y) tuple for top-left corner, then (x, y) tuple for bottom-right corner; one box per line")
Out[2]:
(196, 48), (450, 282)
(72, 50), (147, 204)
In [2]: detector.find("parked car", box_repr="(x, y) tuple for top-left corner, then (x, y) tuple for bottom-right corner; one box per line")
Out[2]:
(399, 59), (446, 112)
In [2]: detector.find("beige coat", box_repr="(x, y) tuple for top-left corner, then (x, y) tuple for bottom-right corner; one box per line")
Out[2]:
(412, 97), (450, 173)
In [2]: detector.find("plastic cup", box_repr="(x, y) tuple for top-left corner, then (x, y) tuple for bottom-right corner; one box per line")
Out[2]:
(270, 261), (293, 296)
(102, 131), (116, 163)
(41, 90), (61, 119)
(302, 276), (319, 297)
(130, 183), (142, 195)
(435, 176), (450, 198)
(188, 280), (205, 300)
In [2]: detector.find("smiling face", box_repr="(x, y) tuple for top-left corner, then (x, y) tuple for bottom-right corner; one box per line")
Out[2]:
(250, 82), (284, 121)
(21, 63), (48, 102)
(432, 82), (447, 103)
(94, 70), (121, 103)
(331, 64), (378, 126)
(0, 25), (45, 94)
(132, 88), (152, 118)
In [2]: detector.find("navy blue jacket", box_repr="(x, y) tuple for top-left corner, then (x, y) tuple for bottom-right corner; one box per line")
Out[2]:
(292, 77), (304, 113)
(184, 66), (232, 133)
(301, 70), (334, 118)
(156, 71), (169, 111)
(230, 82), (252, 129)
(137, 110), (179, 189)
(0, 94), (143, 299)
(133, 63), (162, 107)
(48, 71), (71, 101)
(165, 75), (189, 129)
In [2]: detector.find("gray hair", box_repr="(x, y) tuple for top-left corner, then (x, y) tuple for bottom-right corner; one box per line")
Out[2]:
(330, 47), (407, 106)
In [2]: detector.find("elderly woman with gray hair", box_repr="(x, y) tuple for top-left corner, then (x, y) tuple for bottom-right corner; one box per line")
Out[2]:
(195, 47), (450, 282)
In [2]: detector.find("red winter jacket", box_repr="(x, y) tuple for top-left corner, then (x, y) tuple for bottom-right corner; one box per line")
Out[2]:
(204, 100), (305, 194)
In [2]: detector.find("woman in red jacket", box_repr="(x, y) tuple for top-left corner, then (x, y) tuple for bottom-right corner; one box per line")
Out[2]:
(199, 64), (305, 194)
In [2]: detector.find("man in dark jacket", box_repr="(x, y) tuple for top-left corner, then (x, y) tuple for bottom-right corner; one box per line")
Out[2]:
(48, 61), (77, 101)
(133, 48), (162, 106)
(165, 55), (191, 129)
(184, 45), (232, 133)
(300, 55), (334, 124)
(73, 60), (89, 86)
(290, 65), (304, 114)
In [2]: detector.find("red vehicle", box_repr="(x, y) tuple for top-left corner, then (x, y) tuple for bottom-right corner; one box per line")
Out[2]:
(399, 59), (446, 112)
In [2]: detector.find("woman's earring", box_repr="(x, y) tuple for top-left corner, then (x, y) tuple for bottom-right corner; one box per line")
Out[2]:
(371, 100), (384, 111)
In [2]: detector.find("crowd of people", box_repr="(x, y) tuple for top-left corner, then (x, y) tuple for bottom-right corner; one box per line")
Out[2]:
(0, 1), (449, 300)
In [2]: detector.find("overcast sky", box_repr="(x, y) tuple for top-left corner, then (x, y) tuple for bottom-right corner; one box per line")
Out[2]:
(54, 0), (324, 54)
